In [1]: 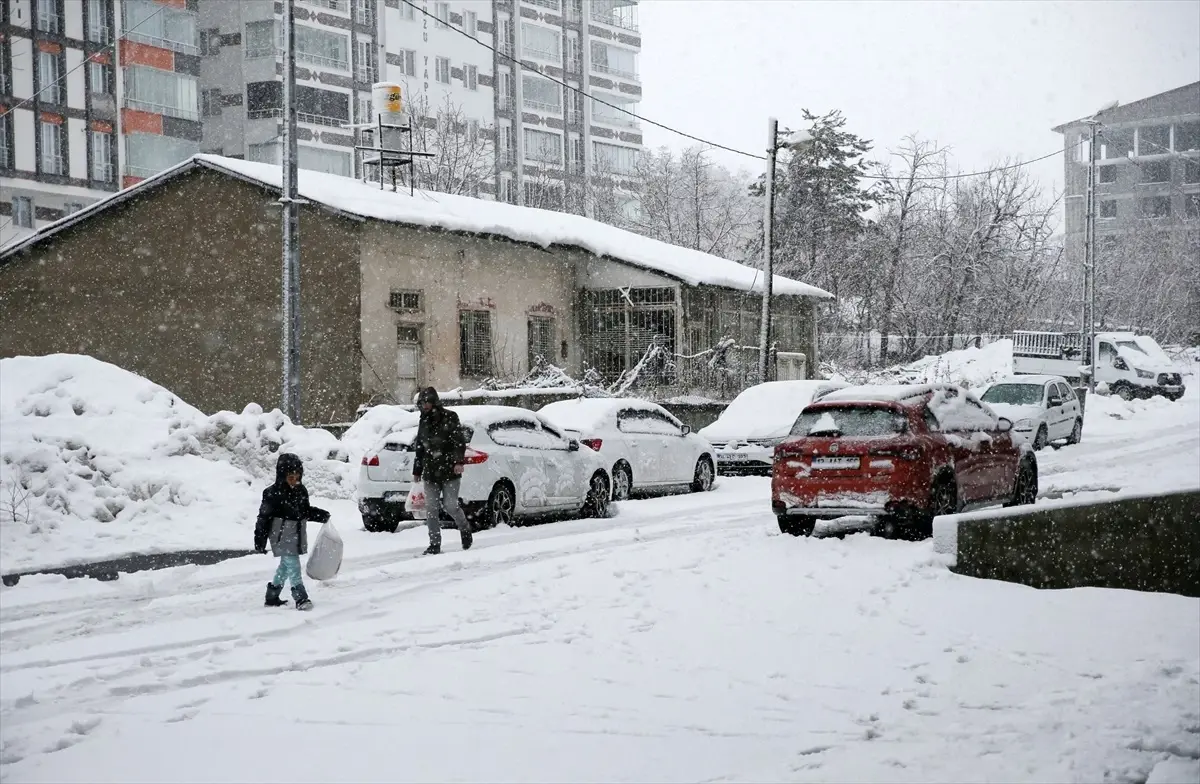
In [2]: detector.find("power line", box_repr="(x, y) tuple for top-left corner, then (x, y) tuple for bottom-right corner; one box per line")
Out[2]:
(398, 0), (1064, 183)
(0, 5), (166, 120)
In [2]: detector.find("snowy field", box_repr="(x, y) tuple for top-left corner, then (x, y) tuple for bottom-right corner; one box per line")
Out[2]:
(1, 355), (1198, 782)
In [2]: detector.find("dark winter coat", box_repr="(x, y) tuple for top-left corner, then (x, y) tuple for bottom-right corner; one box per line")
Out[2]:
(253, 453), (331, 556)
(412, 388), (469, 485)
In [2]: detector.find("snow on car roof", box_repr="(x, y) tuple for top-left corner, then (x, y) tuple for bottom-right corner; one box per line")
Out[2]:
(447, 405), (541, 425)
(4, 155), (830, 298)
(818, 384), (947, 404)
(698, 380), (849, 442)
(539, 397), (658, 432)
(984, 375), (1066, 386)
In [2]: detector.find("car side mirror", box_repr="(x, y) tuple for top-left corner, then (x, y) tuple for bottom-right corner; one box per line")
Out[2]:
(997, 417), (1013, 433)
(680, 425), (691, 435)
(567, 439), (580, 452)
(1048, 396), (1062, 407)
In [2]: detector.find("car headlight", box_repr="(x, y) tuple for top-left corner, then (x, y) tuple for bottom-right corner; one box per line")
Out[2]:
(1136, 368), (1155, 379)
(1015, 418), (1035, 430)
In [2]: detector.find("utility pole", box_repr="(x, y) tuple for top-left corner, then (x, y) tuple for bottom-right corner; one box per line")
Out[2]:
(1083, 119), (1099, 392)
(280, 0), (302, 422)
(758, 117), (779, 384)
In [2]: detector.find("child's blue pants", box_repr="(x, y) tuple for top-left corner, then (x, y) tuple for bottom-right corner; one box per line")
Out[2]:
(273, 555), (303, 588)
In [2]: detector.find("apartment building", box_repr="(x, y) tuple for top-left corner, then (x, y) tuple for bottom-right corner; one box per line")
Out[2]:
(1053, 82), (1200, 260)
(1, 0), (202, 245)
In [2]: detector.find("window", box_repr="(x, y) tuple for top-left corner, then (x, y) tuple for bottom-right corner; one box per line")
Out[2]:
(281, 24), (350, 70)
(354, 0), (374, 26)
(1140, 159), (1170, 184)
(245, 142), (352, 176)
(0, 114), (11, 168)
(123, 0), (198, 54)
(88, 61), (112, 95)
(498, 177), (515, 204)
(90, 130), (113, 182)
(64, 202), (84, 215)
(460, 310), (493, 377)
(37, 0), (61, 34)
(593, 141), (637, 175)
(1176, 121), (1200, 153)
(355, 39), (376, 82)
(1186, 195), (1200, 220)
(40, 121), (63, 175)
(296, 85), (350, 122)
(39, 51), (62, 105)
(356, 96), (372, 122)
(1140, 195), (1171, 219)
(465, 10), (477, 36)
(1099, 199), (1117, 219)
(1185, 160), (1200, 185)
(0, 39), (8, 95)
(87, 0), (111, 42)
(435, 57), (451, 84)
(591, 95), (638, 128)
(395, 49), (417, 77)
(434, 2), (450, 29)
(522, 23), (560, 60)
(528, 316), (555, 369)
(12, 196), (33, 229)
(524, 180), (562, 209)
(401, 1), (415, 20)
(523, 128), (561, 164)
(1139, 124), (1170, 155)
(467, 119), (479, 142)
(390, 290), (423, 313)
(245, 21), (276, 58)
(1101, 131), (1131, 160)
(1098, 164), (1117, 184)
(589, 41), (637, 79)
(463, 64), (478, 91)
(522, 73), (561, 112)
(123, 66), (199, 120)
(124, 133), (198, 178)
(247, 141), (279, 164)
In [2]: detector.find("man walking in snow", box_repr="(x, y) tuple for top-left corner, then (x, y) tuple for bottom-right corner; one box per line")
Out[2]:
(254, 453), (330, 610)
(411, 387), (473, 555)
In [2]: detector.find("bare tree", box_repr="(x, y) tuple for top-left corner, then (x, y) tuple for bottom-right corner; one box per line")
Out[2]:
(402, 89), (494, 197)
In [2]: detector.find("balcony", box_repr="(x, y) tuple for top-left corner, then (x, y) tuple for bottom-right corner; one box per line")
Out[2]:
(524, 0), (560, 9)
(41, 154), (65, 176)
(124, 98), (200, 122)
(92, 162), (115, 183)
(593, 112), (639, 129)
(124, 164), (162, 178)
(523, 99), (562, 114)
(301, 0), (347, 11)
(524, 46), (560, 62)
(247, 107), (347, 127)
(591, 63), (638, 81)
(590, 1), (638, 32)
(124, 30), (200, 56)
(498, 148), (515, 166)
(37, 10), (63, 34)
(88, 23), (113, 43)
(40, 85), (64, 106)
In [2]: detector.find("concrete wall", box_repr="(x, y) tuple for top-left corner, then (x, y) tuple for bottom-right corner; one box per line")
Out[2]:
(951, 490), (1200, 597)
(358, 222), (580, 401)
(0, 169), (363, 423)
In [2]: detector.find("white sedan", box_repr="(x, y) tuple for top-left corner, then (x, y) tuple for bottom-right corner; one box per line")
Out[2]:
(357, 405), (611, 531)
(538, 398), (716, 501)
(699, 379), (849, 475)
(977, 375), (1084, 450)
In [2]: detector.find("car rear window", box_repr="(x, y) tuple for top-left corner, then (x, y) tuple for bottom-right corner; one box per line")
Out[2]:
(790, 407), (907, 438)
(980, 384), (1043, 406)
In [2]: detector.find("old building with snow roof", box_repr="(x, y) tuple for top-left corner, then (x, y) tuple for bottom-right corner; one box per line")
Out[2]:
(0, 155), (831, 423)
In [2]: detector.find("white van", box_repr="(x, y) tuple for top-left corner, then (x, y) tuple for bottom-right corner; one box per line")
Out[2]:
(1012, 331), (1184, 401)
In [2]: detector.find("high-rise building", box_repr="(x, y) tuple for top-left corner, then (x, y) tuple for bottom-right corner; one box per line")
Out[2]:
(2, 0), (643, 246)
(1, 0), (202, 245)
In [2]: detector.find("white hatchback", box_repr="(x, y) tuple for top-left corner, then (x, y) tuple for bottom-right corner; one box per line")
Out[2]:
(538, 398), (716, 501)
(357, 405), (611, 531)
(977, 375), (1084, 450)
(699, 380), (849, 475)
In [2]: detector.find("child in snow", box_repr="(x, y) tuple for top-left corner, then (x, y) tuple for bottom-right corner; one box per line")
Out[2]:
(253, 453), (330, 611)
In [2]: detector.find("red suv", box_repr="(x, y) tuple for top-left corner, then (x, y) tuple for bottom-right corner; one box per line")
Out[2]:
(771, 384), (1037, 539)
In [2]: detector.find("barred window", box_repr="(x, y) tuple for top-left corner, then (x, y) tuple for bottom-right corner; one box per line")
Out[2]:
(528, 316), (556, 369)
(459, 310), (493, 377)
(389, 290), (423, 313)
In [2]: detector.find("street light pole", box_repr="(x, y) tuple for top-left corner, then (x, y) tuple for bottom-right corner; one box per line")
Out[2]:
(1083, 119), (1099, 392)
(281, 0), (302, 422)
(758, 117), (779, 384)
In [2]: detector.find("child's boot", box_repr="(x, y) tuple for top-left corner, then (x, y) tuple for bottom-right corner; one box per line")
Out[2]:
(264, 583), (288, 607)
(291, 584), (313, 611)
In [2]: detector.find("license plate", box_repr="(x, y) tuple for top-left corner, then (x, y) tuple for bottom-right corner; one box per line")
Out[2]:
(720, 453), (750, 461)
(383, 491), (408, 503)
(811, 456), (861, 470)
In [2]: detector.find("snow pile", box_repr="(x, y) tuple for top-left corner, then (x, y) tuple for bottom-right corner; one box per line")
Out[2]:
(829, 339), (1015, 389)
(699, 380), (848, 442)
(0, 355), (353, 573)
(340, 405), (421, 461)
(163, 405), (354, 499)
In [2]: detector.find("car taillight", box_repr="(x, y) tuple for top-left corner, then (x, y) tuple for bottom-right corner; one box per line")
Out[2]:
(871, 446), (921, 461)
(581, 438), (603, 451)
(462, 448), (488, 465)
(362, 455), (380, 466)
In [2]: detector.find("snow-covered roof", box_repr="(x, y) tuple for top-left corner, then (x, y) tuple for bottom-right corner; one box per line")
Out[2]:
(0, 155), (832, 299)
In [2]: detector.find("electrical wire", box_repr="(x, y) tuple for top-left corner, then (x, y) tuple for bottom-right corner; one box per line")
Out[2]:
(398, 0), (1065, 183)
(1, 5), (166, 120)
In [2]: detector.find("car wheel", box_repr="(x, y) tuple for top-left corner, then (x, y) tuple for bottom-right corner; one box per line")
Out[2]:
(1114, 383), (1136, 401)
(777, 515), (815, 537)
(1004, 457), (1038, 508)
(1067, 418), (1082, 445)
(483, 482), (516, 529)
(611, 462), (632, 501)
(582, 472), (610, 518)
(1032, 426), (1048, 451)
(691, 457), (715, 492)
(902, 475), (956, 540)
(362, 509), (398, 533)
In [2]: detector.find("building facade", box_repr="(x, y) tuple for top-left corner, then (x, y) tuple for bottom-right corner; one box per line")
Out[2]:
(1, 0), (202, 245)
(1053, 82), (1200, 259)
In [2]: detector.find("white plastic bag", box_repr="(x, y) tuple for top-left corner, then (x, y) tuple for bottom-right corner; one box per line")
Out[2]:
(406, 488), (426, 520)
(305, 520), (344, 581)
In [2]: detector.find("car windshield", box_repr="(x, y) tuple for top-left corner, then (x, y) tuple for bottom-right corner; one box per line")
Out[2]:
(980, 384), (1043, 406)
(790, 407), (907, 438)
(1116, 340), (1147, 355)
